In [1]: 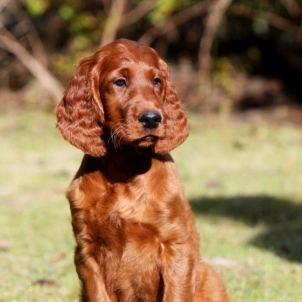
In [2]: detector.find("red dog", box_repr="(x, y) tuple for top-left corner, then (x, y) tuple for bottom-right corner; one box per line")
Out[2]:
(55, 39), (229, 302)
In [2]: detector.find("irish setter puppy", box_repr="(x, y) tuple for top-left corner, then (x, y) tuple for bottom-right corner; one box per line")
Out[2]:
(55, 39), (228, 302)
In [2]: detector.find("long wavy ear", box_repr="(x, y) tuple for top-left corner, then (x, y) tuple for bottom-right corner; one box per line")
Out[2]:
(55, 55), (106, 157)
(155, 59), (189, 154)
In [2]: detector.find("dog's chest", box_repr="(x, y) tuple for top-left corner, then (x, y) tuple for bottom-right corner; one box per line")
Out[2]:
(111, 221), (164, 301)
(101, 179), (186, 300)
(73, 160), (188, 300)
(108, 174), (186, 239)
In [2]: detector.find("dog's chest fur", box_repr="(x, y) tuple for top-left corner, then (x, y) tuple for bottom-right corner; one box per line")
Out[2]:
(68, 155), (190, 300)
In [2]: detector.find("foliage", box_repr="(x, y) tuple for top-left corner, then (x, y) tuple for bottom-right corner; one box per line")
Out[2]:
(1, 0), (302, 108)
(148, 0), (181, 24)
(22, 0), (50, 16)
(15, 0), (302, 57)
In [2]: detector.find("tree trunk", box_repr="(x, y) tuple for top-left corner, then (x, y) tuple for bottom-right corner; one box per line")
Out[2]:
(100, 0), (128, 47)
(198, 0), (233, 89)
(0, 32), (64, 103)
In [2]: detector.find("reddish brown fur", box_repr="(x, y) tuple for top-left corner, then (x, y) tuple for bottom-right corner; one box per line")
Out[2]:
(55, 39), (229, 302)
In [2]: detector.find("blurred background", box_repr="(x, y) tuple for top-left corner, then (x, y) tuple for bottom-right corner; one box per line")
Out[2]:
(1, 1), (302, 301)
(1, 0), (302, 115)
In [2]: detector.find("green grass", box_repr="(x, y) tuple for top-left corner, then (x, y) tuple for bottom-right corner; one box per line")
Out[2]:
(1, 109), (302, 301)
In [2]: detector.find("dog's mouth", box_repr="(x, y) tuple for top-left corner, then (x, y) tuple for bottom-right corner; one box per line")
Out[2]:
(134, 135), (159, 148)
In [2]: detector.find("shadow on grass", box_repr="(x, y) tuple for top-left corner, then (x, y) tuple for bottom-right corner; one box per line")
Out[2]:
(190, 195), (302, 263)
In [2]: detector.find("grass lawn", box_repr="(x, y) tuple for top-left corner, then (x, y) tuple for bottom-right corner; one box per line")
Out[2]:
(1, 109), (301, 301)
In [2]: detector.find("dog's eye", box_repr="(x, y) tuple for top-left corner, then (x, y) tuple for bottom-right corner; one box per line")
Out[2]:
(153, 78), (161, 87)
(114, 78), (127, 87)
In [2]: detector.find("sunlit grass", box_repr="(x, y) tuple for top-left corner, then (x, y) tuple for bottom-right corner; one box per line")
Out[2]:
(172, 112), (302, 301)
(1, 109), (302, 301)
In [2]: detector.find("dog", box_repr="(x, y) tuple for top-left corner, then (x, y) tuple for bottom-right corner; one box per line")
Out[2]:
(55, 39), (229, 302)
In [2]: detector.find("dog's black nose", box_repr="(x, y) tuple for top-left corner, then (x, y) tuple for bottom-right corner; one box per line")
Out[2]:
(138, 111), (162, 129)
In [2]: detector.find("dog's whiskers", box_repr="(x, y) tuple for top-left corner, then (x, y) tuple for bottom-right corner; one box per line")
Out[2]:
(109, 124), (126, 149)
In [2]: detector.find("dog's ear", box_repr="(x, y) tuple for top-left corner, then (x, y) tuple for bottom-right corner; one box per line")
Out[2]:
(155, 59), (189, 154)
(55, 55), (107, 157)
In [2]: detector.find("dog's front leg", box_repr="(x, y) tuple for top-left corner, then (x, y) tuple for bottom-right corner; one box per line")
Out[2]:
(75, 248), (114, 302)
(162, 242), (197, 302)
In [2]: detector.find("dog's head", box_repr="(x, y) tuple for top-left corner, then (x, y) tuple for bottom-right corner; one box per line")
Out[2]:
(55, 39), (189, 157)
